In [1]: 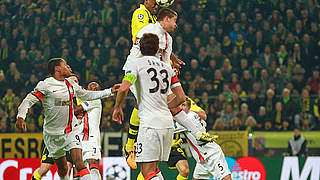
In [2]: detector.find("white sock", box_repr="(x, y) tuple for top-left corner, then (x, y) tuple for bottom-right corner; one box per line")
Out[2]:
(156, 170), (164, 180)
(80, 174), (91, 180)
(174, 110), (202, 140)
(90, 168), (101, 180)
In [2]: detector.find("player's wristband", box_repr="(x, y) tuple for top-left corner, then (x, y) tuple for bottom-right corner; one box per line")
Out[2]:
(172, 108), (182, 116)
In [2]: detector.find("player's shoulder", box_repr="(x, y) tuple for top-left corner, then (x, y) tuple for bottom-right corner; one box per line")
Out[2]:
(132, 4), (148, 19)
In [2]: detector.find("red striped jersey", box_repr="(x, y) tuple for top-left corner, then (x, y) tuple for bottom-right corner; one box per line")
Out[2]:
(17, 77), (113, 135)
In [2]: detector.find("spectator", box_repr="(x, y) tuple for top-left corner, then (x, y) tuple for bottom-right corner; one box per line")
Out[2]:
(288, 127), (307, 157)
(213, 118), (225, 131)
(245, 116), (257, 133)
(307, 69), (320, 95)
(273, 102), (289, 131)
(220, 103), (237, 129)
(313, 90), (320, 130)
(231, 117), (242, 130)
(237, 103), (252, 125)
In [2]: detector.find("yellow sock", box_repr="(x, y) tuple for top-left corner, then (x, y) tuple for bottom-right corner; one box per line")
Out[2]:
(32, 170), (42, 180)
(137, 172), (144, 180)
(177, 173), (188, 180)
(126, 108), (140, 152)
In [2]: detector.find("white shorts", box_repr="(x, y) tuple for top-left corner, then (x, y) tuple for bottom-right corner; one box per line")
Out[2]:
(43, 127), (82, 159)
(193, 148), (231, 179)
(82, 140), (101, 161)
(136, 127), (173, 162)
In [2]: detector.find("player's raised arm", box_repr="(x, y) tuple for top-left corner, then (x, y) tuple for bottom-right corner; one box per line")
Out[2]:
(70, 79), (120, 101)
(16, 81), (46, 131)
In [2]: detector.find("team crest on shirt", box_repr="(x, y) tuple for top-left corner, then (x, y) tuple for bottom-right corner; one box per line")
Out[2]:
(138, 14), (144, 19)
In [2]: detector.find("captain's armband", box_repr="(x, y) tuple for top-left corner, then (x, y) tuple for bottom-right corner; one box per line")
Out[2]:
(123, 73), (136, 84)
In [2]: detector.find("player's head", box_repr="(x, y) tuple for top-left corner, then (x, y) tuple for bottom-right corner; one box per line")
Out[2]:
(144, 0), (159, 15)
(48, 58), (72, 77)
(88, 82), (100, 91)
(181, 98), (191, 113)
(140, 33), (159, 56)
(69, 73), (79, 85)
(157, 8), (177, 32)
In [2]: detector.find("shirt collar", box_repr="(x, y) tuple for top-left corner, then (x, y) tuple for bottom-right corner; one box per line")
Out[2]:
(155, 22), (166, 34)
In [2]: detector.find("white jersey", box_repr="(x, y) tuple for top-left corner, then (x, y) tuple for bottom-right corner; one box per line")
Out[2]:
(81, 99), (102, 144)
(124, 56), (180, 129)
(123, 22), (173, 70)
(17, 77), (113, 135)
(174, 111), (221, 163)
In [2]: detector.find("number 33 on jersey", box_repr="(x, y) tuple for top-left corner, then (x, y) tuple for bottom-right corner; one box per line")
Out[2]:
(123, 55), (180, 129)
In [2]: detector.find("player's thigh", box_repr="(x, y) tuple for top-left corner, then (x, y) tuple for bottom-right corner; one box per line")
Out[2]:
(206, 150), (231, 180)
(43, 133), (66, 159)
(136, 127), (161, 162)
(82, 141), (101, 162)
(41, 146), (55, 165)
(193, 162), (211, 180)
(158, 128), (174, 161)
(64, 127), (82, 152)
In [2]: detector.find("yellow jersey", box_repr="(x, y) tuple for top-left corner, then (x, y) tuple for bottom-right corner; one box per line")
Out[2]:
(131, 4), (157, 43)
(189, 98), (203, 112)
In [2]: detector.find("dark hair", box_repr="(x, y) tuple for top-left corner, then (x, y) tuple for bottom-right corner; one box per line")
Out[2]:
(48, 58), (63, 76)
(140, 33), (159, 56)
(157, 8), (177, 21)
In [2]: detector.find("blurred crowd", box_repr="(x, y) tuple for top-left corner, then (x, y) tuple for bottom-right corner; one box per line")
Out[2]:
(0, 0), (320, 133)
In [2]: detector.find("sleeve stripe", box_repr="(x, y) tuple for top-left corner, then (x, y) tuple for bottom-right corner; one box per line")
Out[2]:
(32, 90), (45, 100)
(171, 75), (179, 85)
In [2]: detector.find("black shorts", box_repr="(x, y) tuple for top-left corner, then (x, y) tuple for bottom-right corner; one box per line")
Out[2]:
(41, 145), (73, 164)
(167, 146), (187, 168)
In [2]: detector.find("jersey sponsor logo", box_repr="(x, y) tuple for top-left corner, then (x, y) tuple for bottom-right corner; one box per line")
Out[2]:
(138, 14), (144, 19)
(227, 156), (266, 180)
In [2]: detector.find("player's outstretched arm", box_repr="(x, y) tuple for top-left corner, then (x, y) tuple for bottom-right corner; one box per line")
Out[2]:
(113, 80), (131, 124)
(71, 79), (120, 101)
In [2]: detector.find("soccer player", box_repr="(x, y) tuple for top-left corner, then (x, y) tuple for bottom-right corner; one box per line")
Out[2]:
(126, 3), (185, 167)
(167, 97), (207, 180)
(176, 99), (232, 180)
(131, 0), (158, 44)
(113, 33), (188, 179)
(123, 8), (214, 170)
(78, 82), (104, 180)
(32, 75), (80, 180)
(16, 58), (120, 180)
